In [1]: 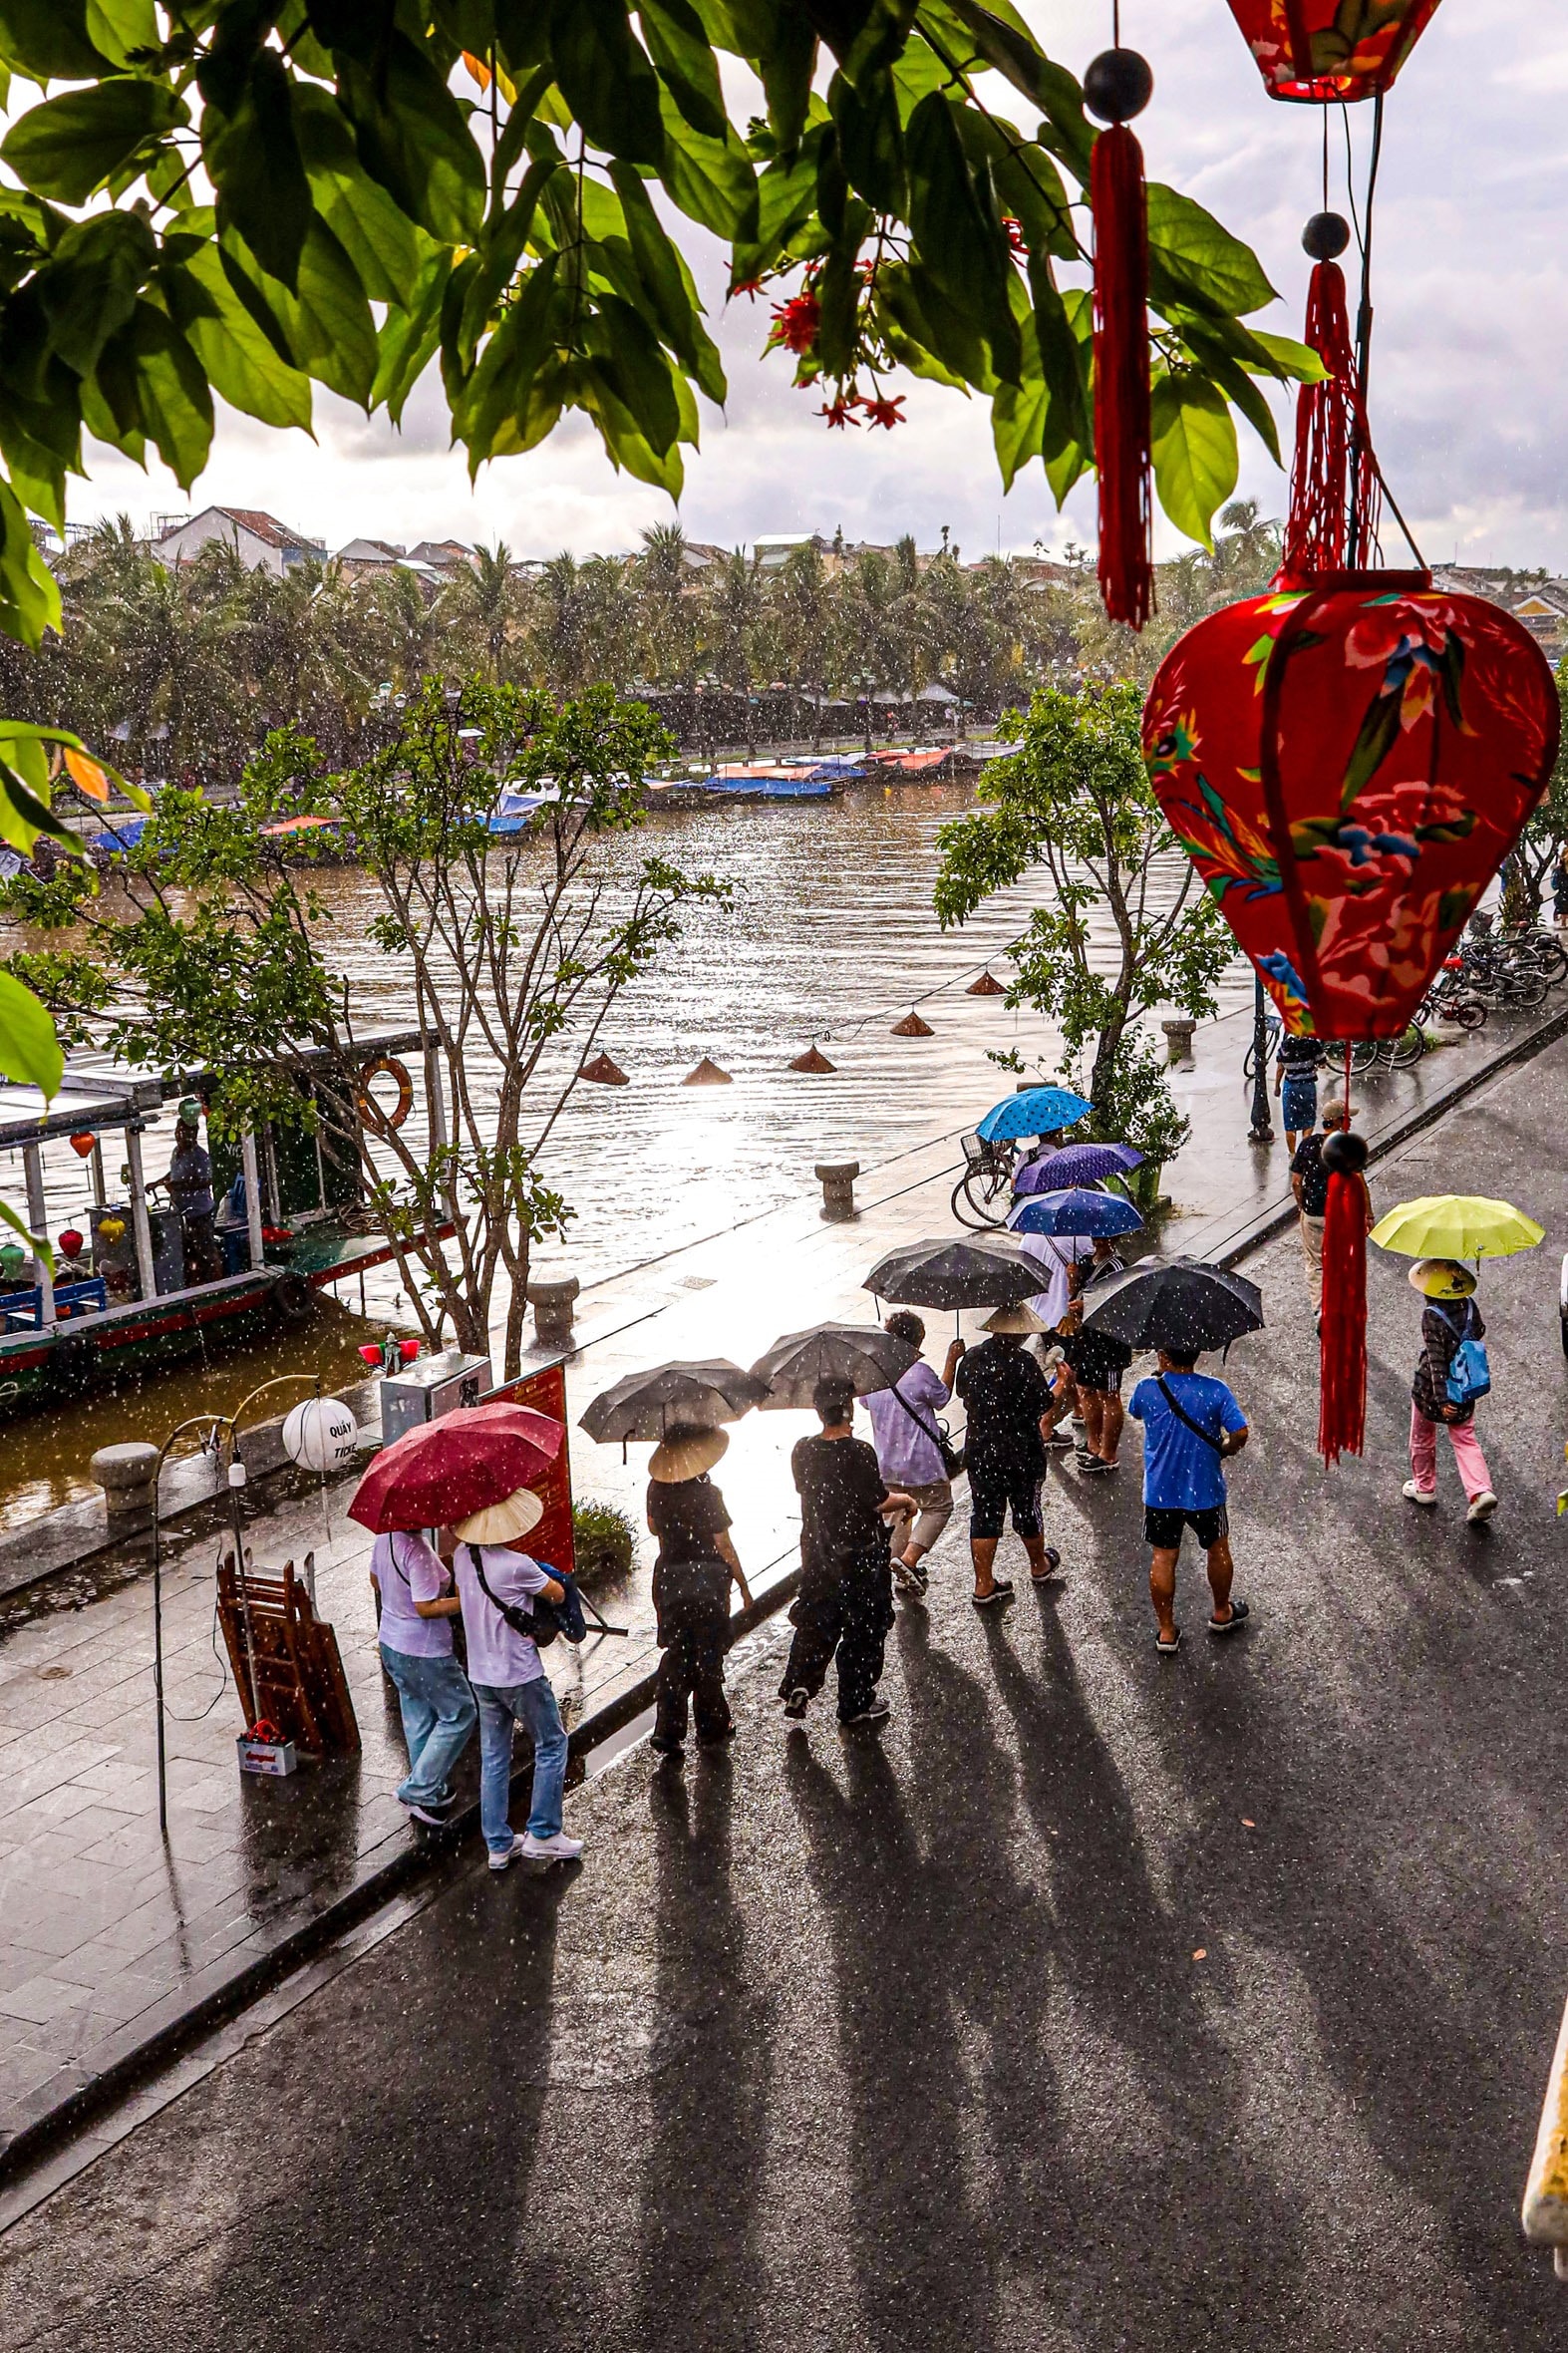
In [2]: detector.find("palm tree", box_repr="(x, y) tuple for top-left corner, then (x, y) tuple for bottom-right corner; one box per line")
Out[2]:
(440, 542), (521, 681)
(704, 548), (772, 758)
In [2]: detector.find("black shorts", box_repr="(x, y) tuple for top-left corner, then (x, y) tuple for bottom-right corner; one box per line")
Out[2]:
(1143, 1503), (1228, 1550)
(1063, 1330), (1131, 1396)
(969, 1463), (1045, 1541)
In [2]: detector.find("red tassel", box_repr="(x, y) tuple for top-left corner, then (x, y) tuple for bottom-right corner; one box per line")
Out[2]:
(1318, 1165), (1368, 1466)
(1281, 260), (1381, 584)
(1092, 123), (1153, 630)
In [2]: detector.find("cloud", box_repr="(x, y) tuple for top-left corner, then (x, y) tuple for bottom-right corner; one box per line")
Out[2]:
(74, 2), (1568, 570)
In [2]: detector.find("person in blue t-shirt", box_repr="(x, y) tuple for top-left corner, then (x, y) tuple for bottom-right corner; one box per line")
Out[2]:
(1126, 1346), (1250, 1655)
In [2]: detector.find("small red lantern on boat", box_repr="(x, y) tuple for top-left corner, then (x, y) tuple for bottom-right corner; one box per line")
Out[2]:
(1223, 0), (1442, 103)
(69, 1133), (96, 1159)
(57, 1228), (85, 1260)
(1144, 576), (1558, 1042)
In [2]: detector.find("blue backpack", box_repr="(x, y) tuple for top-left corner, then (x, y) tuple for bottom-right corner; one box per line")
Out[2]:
(1438, 1302), (1491, 1408)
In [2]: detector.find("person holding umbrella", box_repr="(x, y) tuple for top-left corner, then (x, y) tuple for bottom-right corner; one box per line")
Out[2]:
(369, 1527), (476, 1828)
(954, 1303), (1062, 1604)
(646, 1425), (753, 1759)
(1061, 1233), (1136, 1476)
(779, 1380), (917, 1728)
(1401, 1260), (1497, 1521)
(864, 1312), (966, 1595)
(451, 1490), (580, 1870)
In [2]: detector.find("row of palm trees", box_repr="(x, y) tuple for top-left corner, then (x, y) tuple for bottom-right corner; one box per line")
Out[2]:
(0, 505), (1285, 780)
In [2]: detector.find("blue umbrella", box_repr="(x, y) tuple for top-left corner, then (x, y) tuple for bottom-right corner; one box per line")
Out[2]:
(975, 1085), (1094, 1144)
(1010, 1188), (1143, 1238)
(1013, 1140), (1143, 1194)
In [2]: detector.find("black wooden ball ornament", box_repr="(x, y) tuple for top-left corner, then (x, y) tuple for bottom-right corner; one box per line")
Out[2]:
(1302, 211), (1352, 261)
(1321, 1127), (1369, 1175)
(1084, 48), (1153, 125)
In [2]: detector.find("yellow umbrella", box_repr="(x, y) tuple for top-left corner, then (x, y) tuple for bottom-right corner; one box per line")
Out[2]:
(1370, 1194), (1545, 1261)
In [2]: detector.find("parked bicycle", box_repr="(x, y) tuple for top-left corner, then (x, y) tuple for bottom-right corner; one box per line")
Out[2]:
(951, 1131), (1016, 1228)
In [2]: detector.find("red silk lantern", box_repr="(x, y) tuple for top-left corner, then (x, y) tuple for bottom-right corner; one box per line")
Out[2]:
(1224, 0), (1442, 103)
(1143, 574), (1559, 1042)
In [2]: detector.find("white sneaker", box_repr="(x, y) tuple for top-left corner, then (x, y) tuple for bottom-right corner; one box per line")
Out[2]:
(487, 1837), (519, 1872)
(1402, 1480), (1437, 1506)
(1466, 1491), (1498, 1523)
(519, 1831), (584, 1863)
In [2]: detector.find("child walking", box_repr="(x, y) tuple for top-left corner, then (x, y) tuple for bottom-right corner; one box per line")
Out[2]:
(1402, 1258), (1497, 1523)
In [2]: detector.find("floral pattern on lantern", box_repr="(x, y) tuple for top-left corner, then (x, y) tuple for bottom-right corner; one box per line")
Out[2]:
(1143, 578), (1559, 1039)
(1224, 0), (1443, 103)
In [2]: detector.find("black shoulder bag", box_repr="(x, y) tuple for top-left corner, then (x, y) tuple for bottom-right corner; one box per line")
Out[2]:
(1154, 1376), (1227, 1455)
(889, 1377), (965, 1481)
(468, 1544), (567, 1650)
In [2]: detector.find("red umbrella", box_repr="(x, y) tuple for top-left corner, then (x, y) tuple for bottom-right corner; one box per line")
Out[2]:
(348, 1402), (564, 1533)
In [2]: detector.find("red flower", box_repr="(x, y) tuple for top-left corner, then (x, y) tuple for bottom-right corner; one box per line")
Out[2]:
(730, 277), (764, 301)
(770, 293), (820, 354)
(1002, 214), (1028, 254)
(820, 398), (860, 430)
(860, 394), (906, 430)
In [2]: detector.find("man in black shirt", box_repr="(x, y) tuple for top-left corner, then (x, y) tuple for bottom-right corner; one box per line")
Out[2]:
(646, 1425), (753, 1759)
(779, 1381), (915, 1728)
(955, 1304), (1062, 1604)
(1291, 1095), (1373, 1313)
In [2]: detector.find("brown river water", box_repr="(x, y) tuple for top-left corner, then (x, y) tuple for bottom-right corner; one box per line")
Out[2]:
(0, 780), (1250, 1526)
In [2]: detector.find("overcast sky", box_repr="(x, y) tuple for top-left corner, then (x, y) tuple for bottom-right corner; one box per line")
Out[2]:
(74, 2), (1568, 571)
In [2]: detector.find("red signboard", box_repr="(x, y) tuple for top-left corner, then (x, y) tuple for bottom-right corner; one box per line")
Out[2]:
(489, 1359), (575, 1578)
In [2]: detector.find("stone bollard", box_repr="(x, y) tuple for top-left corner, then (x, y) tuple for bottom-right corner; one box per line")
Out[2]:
(526, 1276), (580, 1350)
(815, 1161), (860, 1222)
(91, 1441), (160, 1531)
(1161, 1017), (1198, 1069)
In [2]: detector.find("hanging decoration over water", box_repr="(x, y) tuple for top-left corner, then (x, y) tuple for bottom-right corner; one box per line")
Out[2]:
(1224, 0), (1443, 104)
(1085, 41), (1154, 630)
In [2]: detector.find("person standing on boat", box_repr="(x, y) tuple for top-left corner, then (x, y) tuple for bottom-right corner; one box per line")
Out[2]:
(164, 1099), (221, 1281)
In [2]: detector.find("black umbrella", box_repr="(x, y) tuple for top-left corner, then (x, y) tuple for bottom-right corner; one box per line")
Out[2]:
(1079, 1256), (1264, 1354)
(749, 1323), (921, 1410)
(579, 1360), (768, 1444)
(863, 1233), (1045, 1311)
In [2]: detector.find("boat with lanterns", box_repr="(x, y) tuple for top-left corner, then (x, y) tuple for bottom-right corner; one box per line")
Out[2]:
(0, 1028), (439, 1418)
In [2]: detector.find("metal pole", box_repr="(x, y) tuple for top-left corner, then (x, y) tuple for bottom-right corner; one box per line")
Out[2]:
(124, 1121), (157, 1299)
(152, 1493), (166, 1837)
(1248, 972), (1275, 1144)
(22, 1141), (56, 1329)
(240, 1129), (264, 1271)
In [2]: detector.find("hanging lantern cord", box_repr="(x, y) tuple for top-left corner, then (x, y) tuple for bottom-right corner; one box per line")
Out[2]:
(1337, 90), (1424, 572)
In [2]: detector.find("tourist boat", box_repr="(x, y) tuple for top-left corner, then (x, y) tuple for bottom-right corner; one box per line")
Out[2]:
(0, 1028), (440, 1418)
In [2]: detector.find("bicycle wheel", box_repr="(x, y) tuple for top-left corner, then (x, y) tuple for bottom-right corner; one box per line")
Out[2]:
(1389, 1025), (1426, 1069)
(951, 1173), (1010, 1230)
(1449, 996), (1487, 1031)
(1349, 1039), (1380, 1074)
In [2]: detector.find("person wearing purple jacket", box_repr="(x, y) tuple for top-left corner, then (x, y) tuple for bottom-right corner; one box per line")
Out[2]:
(864, 1311), (966, 1597)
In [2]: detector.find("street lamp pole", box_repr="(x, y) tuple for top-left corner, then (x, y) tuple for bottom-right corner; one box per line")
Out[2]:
(1248, 971), (1274, 1144)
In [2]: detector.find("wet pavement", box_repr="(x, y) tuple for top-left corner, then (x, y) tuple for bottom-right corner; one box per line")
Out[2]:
(0, 992), (1561, 2186)
(2, 1024), (1566, 2346)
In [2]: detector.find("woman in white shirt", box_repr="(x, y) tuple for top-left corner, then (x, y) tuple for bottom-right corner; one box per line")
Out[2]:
(452, 1488), (580, 1872)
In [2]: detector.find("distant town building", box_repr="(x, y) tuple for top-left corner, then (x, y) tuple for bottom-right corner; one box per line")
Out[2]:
(151, 506), (326, 576)
(1431, 565), (1568, 658)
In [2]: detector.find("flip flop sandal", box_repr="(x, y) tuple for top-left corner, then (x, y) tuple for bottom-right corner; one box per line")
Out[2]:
(1155, 1627), (1182, 1654)
(973, 1578), (1015, 1608)
(1207, 1600), (1250, 1637)
(1031, 1548), (1063, 1582)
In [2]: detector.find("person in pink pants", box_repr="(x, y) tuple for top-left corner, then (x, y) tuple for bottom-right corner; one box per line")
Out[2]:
(1402, 1258), (1496, 1524)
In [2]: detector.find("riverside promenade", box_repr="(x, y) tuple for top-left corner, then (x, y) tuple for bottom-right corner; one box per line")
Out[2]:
(0, 998), (1565, 2231)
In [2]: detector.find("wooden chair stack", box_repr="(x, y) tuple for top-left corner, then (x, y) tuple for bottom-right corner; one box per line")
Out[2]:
(217, 1551), (360, 1756)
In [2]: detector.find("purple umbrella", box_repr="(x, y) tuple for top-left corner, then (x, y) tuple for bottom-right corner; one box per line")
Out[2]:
(1013, 1141), (1144, 1194)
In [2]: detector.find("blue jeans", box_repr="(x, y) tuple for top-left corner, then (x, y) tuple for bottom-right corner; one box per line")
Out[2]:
(379, 1644), (477, 1808)
(473, 1677), (568, 1849)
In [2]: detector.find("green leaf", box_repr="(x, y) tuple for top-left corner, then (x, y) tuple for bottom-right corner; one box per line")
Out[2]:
(459, 254), (561, 467)
(904, 90), (1020, 383)
(291, 83), (426, 305)
(2, 78), (186, 205)
(84, 0), (156, 68)
(584, 294), (681, 454)
(372, 248), (447, 424)
(338, 37), (485, 244)
(1147, 184), (1277, 319)
(202, 50), (312, 291)
(0, 1), (107, 82)
(548, 0), (665, 167)
(1027, 251), (1087, 454)
(830, 64), (905, 214)
(1150, 370), (1239, 547)
(99, 300), (213, 488)
(0, 969), (62, 1096)
(171, 242), (313, 433)
(925, 0), (1093, 178)
(991, 374), (1048, 494)
(0, 480), (59, 647)
(1176, 317), (1282, 466)
(1248, 328), (1330, 383)
(607, 162), (725, 403)
(655, 92), (759, 238)
(0, 377), (80, 527)
(36, 208), (156, 376)
(223, 219), (379, 407)
(732, 140), (820, 281)
(578, 357), (685, 494)
(641, 0), (728, 140)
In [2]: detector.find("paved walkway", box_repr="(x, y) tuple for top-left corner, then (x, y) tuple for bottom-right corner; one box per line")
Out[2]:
(0, 993), (1560, 2165)
(4, 1027), (1568, 2346)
